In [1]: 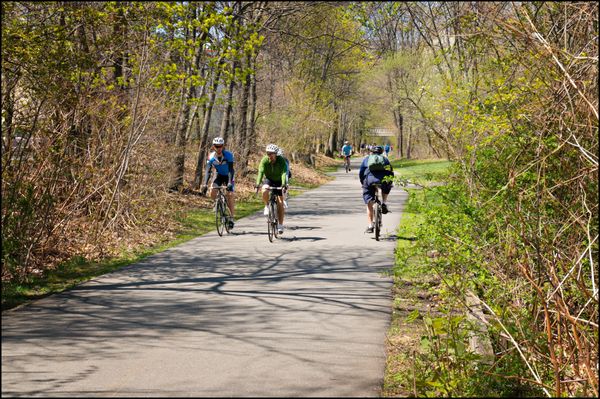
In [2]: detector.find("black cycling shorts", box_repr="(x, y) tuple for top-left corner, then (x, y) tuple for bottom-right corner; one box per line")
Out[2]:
(262, 178), (283, 196)
(212, 174), (234, 191)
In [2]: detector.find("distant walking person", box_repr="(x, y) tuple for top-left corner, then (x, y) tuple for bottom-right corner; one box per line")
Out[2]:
(384, 143), (391, 157)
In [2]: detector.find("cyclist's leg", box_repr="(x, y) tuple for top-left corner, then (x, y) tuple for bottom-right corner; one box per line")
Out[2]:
(211, 174), (227, 200)
(276, 194), (285, 225)
(381, 183), (392, 212)
(226, 191), (235, 218)
(261, 179), (271, 205)
(362, 183), (375, 227)
(367, 201), (374, 224)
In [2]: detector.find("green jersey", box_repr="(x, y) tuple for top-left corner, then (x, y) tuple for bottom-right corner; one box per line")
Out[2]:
(256, 155), (288, 186)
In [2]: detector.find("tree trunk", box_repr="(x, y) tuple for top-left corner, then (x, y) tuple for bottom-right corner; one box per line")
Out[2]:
(241, 55), (258, 176)
(325, 103), (338, 157)
(394, 109), (403, 158)
(169, 22), (208, 191)
(219, 59), (238, 145)
(193, 58), (223, 188)
(406, 124), (412, 159)
(234, 58), (250, 169)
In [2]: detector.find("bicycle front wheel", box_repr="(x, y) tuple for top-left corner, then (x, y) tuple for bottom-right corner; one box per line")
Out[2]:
(267, 205), (275, 243)
(374, 203), (381, 241)
(270, 201), (279, 240)
(222, 201), (232, 234)
(215, 200), (225, 236)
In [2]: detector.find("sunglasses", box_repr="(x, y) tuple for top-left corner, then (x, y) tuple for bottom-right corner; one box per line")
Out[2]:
(267, 152), (276, 155)
(214, 145), (223, 149)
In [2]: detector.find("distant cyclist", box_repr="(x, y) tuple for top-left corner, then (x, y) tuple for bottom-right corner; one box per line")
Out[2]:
(341, 140), (353, 171)
(256, 144), (289, 234)
(384, 143), (391, 157)
(201, 137), (235, 229)
(359, 145), (394, 233)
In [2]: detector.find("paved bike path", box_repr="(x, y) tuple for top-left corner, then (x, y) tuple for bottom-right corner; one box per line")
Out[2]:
(2, 158), (407, 397)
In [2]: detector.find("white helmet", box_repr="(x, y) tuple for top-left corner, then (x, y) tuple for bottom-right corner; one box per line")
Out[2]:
(277, 148), (284, 156)
(266, 144), (279, 153)
(212, 137), (225, 145)
(344, 140), (349, 144)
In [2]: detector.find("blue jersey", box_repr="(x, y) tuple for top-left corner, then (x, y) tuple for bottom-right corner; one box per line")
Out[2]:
(203, 150), (235, 187)
(207, 150), (234, 175)
(342, 145), (353, 156)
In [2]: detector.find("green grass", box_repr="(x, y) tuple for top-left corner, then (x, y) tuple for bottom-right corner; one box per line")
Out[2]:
(390, 158), (453, 185)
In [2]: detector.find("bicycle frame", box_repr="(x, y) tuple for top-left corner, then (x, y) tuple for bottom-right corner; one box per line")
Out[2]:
(214, 186), (232, 236)
(264, 186), (284, 242)
(372, 184), (383, 241)
(344, 155), (351, 172)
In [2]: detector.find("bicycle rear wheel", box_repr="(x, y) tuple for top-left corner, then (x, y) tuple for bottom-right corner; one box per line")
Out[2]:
(215, 199), (225, 236)
(374, 202), (381, 241)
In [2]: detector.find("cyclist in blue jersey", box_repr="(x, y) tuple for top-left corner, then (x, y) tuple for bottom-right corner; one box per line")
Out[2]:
(341, 140), (353, 171)
(201, 137), (236, 229)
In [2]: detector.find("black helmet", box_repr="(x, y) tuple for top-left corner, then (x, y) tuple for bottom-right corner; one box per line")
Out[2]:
(371, 145), (384, 154)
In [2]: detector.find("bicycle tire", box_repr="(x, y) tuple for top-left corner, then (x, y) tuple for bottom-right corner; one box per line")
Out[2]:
(374, 202), (381, 241)
(270, 200), (279, 239)
(222, 196), (232, 234)
(267, 200), (276, 242)
(215, 199), (225, 237)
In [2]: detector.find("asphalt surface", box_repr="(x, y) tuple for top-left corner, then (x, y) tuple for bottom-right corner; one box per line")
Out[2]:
(2, 157), (407, 397)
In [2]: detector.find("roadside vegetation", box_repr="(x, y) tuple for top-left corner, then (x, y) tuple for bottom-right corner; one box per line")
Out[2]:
(384, 159), (541, 397)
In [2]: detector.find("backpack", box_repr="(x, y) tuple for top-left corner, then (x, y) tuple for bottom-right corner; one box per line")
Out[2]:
(367, 154), (386, 171)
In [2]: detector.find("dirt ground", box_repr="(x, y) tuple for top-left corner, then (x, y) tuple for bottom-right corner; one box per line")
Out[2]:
(382, 272), (442, 396)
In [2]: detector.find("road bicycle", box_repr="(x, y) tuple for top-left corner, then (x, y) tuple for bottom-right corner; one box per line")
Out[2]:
(372, 183), (383, 241)
(343, 155), (351, 173)
(264, 186), (284, 242)
(214, 186), (232, 237)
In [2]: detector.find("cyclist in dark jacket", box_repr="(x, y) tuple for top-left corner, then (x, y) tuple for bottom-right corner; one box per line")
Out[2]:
(359, 145), (394, 233)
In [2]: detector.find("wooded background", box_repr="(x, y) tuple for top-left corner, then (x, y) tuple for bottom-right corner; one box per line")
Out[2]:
(2, 2), (597, 396)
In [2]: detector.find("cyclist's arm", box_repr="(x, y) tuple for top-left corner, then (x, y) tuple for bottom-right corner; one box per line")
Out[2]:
(385, 159), (394, 174)
(227, 160), (235, 183)
(202, 159), (213, 186)
(359, 159), (367, 184)
(256, 158), (266, 186)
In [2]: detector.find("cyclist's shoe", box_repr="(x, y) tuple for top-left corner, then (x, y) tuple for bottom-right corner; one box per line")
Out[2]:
(381, 203), (389, 214)
(228, 217), (235, 229)
(277, 224), (284, 234)
(365, 225), (374, 234)
(263, 206), (269, 216)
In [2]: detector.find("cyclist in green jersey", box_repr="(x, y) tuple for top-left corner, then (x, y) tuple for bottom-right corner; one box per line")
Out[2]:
(256, 144), (289, 234)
